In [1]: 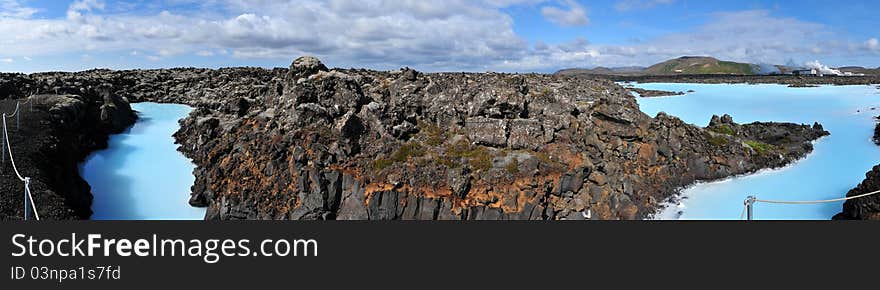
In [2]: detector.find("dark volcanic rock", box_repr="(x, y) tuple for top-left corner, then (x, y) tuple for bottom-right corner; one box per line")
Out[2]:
(627, 87), (685, 98)
(836, 117), (880, 220)
(0, 57), (831, 220)
(288, 56), (328, 83)
(166, 57), (828, 220)
(874, 117), (880, 145)
(834, 165), (880, 220)
(0, 91), (136, 220)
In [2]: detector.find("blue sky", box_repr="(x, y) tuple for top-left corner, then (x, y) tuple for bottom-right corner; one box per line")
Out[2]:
(1, 0), (878, 72)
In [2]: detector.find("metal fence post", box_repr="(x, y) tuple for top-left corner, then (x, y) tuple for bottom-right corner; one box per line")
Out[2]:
(1, 115), (6, 168)
(745, 196), (756, 221)
(24, 181), (32, 221)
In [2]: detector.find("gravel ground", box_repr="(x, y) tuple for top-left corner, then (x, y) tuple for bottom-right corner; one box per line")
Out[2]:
(0, 98), (76, 220)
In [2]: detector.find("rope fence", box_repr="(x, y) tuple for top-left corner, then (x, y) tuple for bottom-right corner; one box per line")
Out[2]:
(1, 96), (39, 220)
(755, 189), (880, 204)
(740, 189), (880, 220)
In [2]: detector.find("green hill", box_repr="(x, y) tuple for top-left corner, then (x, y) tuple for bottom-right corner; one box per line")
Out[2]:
(838, 66), (880, 76)
(643, 56), (756, 75)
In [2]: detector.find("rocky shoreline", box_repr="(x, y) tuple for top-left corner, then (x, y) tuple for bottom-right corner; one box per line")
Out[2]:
(626, 87), (686, 98)
(833, 117), (880, 220)
(834, 165), (880, 220)
(615, 74), (880, 220)
(0, 58), (832, 220)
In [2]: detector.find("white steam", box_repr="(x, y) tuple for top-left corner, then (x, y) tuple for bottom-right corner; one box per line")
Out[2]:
(756, 63), (781, 75)
(805, 60), (842, 76)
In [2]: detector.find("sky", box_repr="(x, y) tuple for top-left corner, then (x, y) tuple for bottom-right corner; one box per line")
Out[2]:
(0, 0), (878, 73)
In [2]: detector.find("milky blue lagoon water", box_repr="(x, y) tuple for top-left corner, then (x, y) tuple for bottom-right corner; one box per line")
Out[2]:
(80, 102), (205, 220)
(632, 83), (880, 220)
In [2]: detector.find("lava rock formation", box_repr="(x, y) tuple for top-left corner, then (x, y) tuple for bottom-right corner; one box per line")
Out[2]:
(0, 57), (831, 220)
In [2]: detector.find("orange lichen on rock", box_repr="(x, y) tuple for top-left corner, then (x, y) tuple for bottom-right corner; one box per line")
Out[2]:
(541, 144), (586, 170)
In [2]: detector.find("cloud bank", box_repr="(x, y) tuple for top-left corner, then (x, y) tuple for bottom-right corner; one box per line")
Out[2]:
(0, 0), (877, 72)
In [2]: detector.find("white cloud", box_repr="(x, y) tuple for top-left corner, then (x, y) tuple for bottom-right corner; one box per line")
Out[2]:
(541, 0), (589, 27)
(581, 10), (844, 67)
(0, 0), (535, 71)
(867, 38), (879, 51)
(495, 9), (871, 71)
(494, 36), (606, 71)
(1, 58), (14, 63)
(615, 0), (675, 11)
(67, 0), (105, 21)
(0, 2), (875, 72)
(0, 0), (39, 18)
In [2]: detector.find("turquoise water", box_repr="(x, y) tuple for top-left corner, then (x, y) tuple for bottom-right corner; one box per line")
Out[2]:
(632, 83), (880, 220)
(80, 102), (205, 220)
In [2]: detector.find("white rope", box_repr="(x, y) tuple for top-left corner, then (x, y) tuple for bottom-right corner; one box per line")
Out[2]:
(2, 111), (39, 220)
(2, 112), (39, 220)
(2, 114), (24, 181)
(2, 100), (40, 220)
(7, 102), (20, 118)
(755, 189), (880, 205)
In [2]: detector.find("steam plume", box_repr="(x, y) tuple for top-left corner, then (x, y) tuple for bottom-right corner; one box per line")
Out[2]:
(756, 63), (781, 75)
(805, 60), (842, 76)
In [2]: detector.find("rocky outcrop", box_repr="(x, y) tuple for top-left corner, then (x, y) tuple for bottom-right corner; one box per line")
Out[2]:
(170, 57), (828, 220)
(0, 57), (831, 220)
(873, 117), (880, 145)
(627, 87), (685, 98)
(835, 117), (880, 220)
(0, 91), (136, 220)
(0, 73), (38, 99)
(40, 92), (136, 218)
(834, 166), (880, 220)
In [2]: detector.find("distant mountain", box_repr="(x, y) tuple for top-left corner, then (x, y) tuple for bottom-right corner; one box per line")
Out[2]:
(642, 56), (755, 75)
(837, 66), (879, 76)
(556, 56), (757, 76)
(556, 66), (646, 76)
(607, 66), (646, 73)
(555, 56), (877, 76)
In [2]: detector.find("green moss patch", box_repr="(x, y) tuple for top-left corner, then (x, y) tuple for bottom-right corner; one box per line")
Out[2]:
(709, 125), (734, 135)
(745, 140), (776, 155)
(505, 157), (520, 174)
(708, 135), (729, 147)
(445, 139), (495, 171)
